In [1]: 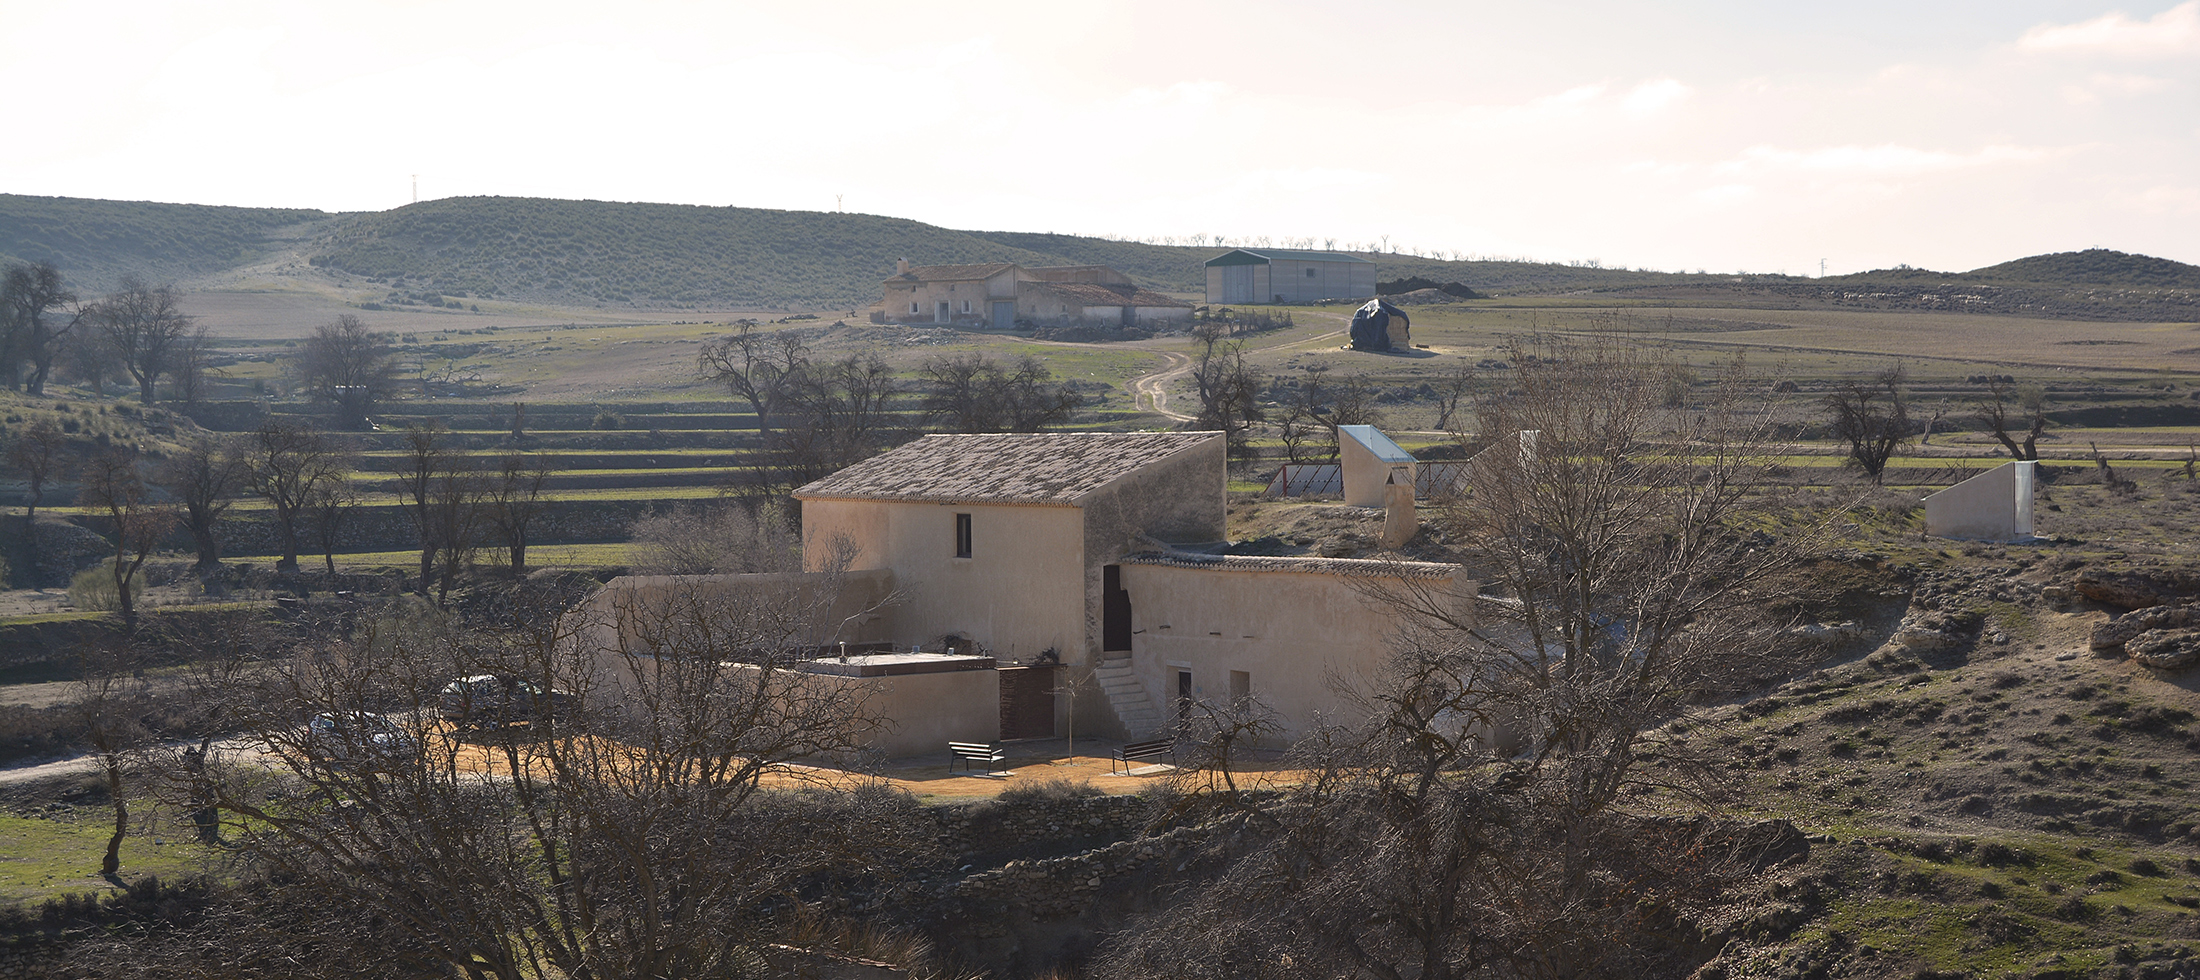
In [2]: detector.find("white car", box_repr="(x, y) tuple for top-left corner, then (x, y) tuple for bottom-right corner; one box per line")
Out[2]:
(300, 711), (418, 768)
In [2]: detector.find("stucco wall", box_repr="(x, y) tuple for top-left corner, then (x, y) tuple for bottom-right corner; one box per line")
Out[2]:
(1117, 560), (1463, 741)
(1340, 432), (1415, 509)
(833, 666), (1004, 758)
(1925, 461), (2035, 542)
(801, 498), (1089, 661)
(884, 269), (1019, 322)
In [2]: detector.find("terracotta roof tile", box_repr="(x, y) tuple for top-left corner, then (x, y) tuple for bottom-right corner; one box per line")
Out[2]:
(886, 263), (1016, 283)
(795, 432), (1222, 505)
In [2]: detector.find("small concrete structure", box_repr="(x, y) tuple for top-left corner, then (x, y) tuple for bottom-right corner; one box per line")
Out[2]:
(1338, 424), (1416, 508)
(785, 652), (1002, 758)
(1924, 461), (2037, 543)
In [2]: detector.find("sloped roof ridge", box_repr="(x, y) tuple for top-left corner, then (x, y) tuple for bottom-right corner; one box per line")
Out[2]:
(794, 431), (1222, 505)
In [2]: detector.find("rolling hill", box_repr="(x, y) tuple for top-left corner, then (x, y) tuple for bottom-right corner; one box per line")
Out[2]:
(0, 194), (326, 289)
(3, 193), (2194, 318)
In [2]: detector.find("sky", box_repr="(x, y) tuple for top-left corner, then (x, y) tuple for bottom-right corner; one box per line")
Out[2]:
(2, 0), (2195, 276)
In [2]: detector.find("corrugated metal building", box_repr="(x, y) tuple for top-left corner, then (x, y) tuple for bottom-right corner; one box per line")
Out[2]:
(1203, 248), (1376, 305)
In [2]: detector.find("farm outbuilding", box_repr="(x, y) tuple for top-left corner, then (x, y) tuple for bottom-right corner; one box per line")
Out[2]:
(881, 260), (1192, 330)
(1204, 248), (1376, 305)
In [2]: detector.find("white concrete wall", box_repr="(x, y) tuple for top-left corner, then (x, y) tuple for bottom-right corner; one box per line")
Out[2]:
(1340, 428), (1415, 508)
(1924, 461), (2036, 542)
(728, 662), (1001, 760)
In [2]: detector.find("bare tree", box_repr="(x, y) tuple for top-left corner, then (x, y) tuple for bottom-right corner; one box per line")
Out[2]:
(1823, 364), (1909, 483)
(130, 545), (922, 980)
(1, 259), (81, 394)
(76, 448), (177, 630)
(73, 640), (153, 878)
(306, 475), (359, 575)
(1323, 375), (1385, 458)
(1273, 372), (1329, 464)
(297, 314), (399, 426)
(629, 503), (804, 576)
(1975, 380), (2049, 460)
(482, 453), (557, 576)
(153, 435), (249, 574)
(1433, 359), (1475, 433)
(919, 352), (1079, 433)
(393, 424), (452, 595)
(698, 322), (810, 442)
(426, 460), (481, 605)
(89, 275), (199, 404)
(774, 354), (903, 485)
(5, 418), (69, 520)
(1100, 336), (1824, 980)
(1190, 324), (1264, 454)
(245, 419), (348, 573)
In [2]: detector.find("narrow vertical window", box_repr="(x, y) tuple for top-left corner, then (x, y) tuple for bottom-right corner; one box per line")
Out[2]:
(954, 513), (973, 558)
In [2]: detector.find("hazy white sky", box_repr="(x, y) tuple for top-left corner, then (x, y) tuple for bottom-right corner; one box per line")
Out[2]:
(3, 1), (2195, 275)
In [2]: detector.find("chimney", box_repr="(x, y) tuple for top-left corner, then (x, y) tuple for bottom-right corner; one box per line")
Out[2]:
(1380, 469), (1417, 550)
(895, 257), (911, 276)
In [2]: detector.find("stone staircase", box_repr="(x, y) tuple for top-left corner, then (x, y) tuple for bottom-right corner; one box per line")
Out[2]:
(1094, 658), (1162, 739)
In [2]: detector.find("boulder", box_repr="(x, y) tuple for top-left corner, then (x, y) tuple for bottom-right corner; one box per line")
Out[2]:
(2073, 568), (2200, 610)
(2090, 604), (2200, 652)
(2128, 628), (2200, 671)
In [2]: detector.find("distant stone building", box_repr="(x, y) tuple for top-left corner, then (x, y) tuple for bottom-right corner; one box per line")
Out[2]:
(881, 260), (1191, 330)
(1204, 248), (1376, 305)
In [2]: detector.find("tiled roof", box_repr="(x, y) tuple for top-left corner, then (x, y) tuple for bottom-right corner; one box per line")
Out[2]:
(1022, 265), (1127, 283)
(795, 432), (1222, 505)
(1026, 281), (1193, 308)
(887, 263), (1016, 283)
(1118, 551), (1461, 580)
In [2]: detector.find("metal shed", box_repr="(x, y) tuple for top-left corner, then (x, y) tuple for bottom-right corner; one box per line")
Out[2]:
(1203, 248), (1377, 305)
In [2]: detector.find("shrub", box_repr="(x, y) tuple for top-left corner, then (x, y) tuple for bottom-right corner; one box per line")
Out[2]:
(592, 411), (623, 430)
(997, 777), (1103, 804)
(67, 561), (142, 612)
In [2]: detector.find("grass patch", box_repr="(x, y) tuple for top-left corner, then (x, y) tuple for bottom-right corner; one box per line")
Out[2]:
(0, 805), (213, 906)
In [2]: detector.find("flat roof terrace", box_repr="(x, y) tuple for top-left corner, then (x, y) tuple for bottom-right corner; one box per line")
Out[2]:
(798, 652), (998, 677)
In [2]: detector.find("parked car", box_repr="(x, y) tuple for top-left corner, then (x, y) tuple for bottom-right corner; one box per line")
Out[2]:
(301, 711), (418, 769)
(439, 674), (575, 729)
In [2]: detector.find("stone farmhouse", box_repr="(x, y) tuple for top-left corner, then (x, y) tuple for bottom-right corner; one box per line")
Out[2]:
(575, 429), (1469, 757)
(795, 430), (1467, 750)
(880, 260), (1192, 330)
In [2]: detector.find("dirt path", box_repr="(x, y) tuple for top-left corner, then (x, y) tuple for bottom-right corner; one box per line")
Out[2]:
(1115, 317), (1352, 423)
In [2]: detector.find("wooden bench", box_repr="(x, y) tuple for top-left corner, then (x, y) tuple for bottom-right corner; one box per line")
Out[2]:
(1113, 738), (1174, 775)
(948, 741), (1008, 775)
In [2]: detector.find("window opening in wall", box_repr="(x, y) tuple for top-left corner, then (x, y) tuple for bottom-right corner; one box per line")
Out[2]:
(1229, 670), (1251, 704)
(954, 513), (973, 558)
(1304, 268), (1317, 278)
(961, 300), (971, 313)
(909, 301), (918, 313)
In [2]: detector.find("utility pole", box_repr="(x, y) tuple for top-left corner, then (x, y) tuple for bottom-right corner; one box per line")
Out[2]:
(412, 175), (418, 204)
(1819, 258), (1828, 278)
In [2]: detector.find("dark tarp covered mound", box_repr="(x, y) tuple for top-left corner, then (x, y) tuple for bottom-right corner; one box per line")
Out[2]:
(1349, 298), (1411, 351)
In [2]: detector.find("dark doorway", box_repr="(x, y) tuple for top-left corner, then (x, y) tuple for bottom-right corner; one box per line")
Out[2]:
(1103, 565), (1132, 653)
(1175, 668), (1193, 727)
(998, 665), (1058, 740)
